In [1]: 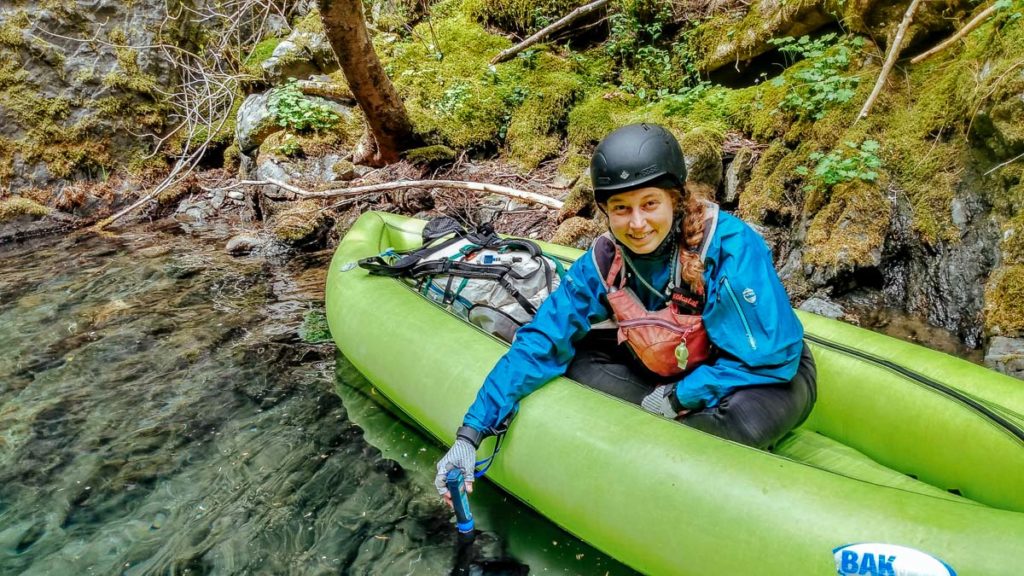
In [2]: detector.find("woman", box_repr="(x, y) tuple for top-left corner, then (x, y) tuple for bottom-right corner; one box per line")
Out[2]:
(434, 123), (816, 501)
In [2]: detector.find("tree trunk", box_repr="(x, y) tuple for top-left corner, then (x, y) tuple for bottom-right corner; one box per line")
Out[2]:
(317, 0), (418, 166)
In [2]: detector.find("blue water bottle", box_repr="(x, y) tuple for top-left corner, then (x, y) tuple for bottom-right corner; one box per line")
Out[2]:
(446, 468), (475, 535)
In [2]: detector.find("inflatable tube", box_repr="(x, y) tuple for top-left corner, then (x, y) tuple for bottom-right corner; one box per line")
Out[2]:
(326, 211), (1024, 576)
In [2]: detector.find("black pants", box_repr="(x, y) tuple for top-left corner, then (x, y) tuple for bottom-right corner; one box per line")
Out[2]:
(566, 332), (817, 449)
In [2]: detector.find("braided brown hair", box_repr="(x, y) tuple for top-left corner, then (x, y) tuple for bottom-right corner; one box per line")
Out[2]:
(673, 182), (712, 295)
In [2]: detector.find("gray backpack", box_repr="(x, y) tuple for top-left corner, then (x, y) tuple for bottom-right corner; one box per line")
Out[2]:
(358, 217), (564, 342)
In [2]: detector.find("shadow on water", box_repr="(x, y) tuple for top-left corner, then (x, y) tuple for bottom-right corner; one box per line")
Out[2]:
(0, 225), (636, 576)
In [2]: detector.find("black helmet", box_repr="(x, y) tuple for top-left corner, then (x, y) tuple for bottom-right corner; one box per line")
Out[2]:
(590, 123), (686, 204)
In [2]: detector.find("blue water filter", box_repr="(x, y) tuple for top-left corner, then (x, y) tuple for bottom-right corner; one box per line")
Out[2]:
(445, 469), (474, 534)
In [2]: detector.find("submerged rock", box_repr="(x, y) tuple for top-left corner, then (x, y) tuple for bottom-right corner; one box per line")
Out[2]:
(985, 336), (1024, 379)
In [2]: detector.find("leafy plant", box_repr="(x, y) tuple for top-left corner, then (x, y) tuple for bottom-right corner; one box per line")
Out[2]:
(276, 134), (302, 157)
(268, 80), (341, 132)
(769, 34), (864, 120)
(498, 85), (529, 141)
(796, 140), (882, 192)
(605, 0), (676, 96)
(436, 83), (472, 116)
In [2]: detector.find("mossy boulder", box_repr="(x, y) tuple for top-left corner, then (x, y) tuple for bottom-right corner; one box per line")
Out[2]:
(551, 215), (605, 249)
(268, 200), (332, 247)
(557, 175), (596, 222)
(680, 127), (725, 188)
(0, 196), (50, 223)
(404, 144), (457, 165)
(984, 265), (1024, 336)
(803, 179), (890, 283)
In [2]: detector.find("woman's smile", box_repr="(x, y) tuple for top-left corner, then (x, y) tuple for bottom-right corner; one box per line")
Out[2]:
(603, 186), (676, 254)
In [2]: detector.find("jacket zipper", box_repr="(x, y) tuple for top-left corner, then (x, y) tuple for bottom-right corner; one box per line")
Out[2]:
(720, 276), (757, 350)
(618, 317), (689, 334)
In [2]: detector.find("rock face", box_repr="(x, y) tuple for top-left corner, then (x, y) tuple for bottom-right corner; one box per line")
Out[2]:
(261, 31), (339, 83)
(0, 1), (178, 190)
(881, 184), (999, 348)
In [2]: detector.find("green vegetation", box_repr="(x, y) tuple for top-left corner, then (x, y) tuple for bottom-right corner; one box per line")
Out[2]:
(300, 309), (333, 343)
(0, 196), (50, 222)
(796, 140), (881, 194)
(268, 80), (341, 132)
(985, 266), (1024, 334)
(768, 34), (863, 121)
(242, 38), (283, 77)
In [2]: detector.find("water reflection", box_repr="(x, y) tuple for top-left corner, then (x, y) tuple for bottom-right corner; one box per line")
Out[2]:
(0, 226), (635, 575)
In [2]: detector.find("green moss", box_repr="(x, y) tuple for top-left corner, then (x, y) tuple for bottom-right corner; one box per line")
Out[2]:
(1001, 213), (1024, 265)
(222, 143), (241, 170)
(566, 90), (640, 148)
(294, 10), (325, 34)
(0, 196), (50, 222)
(0, 137), (13, 185)
(270, 200), (327, 243)
(299, 309), (332, 343)
(404, 144), (456, 164)
(465, 0), (579, 34)
(242, 37), (282, 76)
(679, 126), (725, 186)
(505, 52), (585, 169)
(383, 14), (509, 148)
(802, 179), (889, 269)
(985, 265), (1024, 336)
(0, 11), (29, 47)
(739, 141), (806, 224)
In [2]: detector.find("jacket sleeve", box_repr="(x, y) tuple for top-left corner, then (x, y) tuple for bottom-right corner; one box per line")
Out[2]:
(462, 252), (609, 432)
(674, 219), (804, 410)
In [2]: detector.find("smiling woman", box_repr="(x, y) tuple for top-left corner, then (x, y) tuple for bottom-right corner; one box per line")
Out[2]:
(436, 123), (816, 511)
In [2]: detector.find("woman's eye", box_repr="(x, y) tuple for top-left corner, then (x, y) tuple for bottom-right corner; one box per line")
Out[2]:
(645, 201), (659, 209)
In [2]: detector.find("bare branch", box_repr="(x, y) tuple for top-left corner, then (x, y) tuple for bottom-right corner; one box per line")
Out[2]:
(238, 178), (565, 209)
(491, 0), (611, 64)
(911, 3), (1001, 64)
(857, 0), (924, 122)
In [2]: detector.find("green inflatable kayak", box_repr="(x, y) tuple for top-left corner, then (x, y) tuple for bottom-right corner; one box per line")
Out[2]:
(326, 211), (1024, 576)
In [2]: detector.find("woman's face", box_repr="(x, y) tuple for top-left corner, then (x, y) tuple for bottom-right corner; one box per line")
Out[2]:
(603, 186), (676, 254)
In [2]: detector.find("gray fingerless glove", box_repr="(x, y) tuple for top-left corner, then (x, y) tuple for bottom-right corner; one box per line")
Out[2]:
(434, 438), (476, 496)
(641, 384), (685, 418)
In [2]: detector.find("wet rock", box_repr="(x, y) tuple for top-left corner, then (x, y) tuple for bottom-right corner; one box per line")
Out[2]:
(138, 245), (173, 258)
(173, 197), (218, 225)
(984, 336), (1024, 379)
(225, 234), (265, 256)
(722, 147), (754, 208)
(236, 92), (285, 153)
(799, 297), (845, 320)
(882, 187), (999, 347)
(268, 200), (332, 248)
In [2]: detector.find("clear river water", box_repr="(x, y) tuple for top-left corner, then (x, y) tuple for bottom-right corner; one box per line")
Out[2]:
(0, 224), (636, 575)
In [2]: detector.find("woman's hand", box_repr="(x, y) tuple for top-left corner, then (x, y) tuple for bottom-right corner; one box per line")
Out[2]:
(434, 438), (476, 506)
(641, 384), (687, 418)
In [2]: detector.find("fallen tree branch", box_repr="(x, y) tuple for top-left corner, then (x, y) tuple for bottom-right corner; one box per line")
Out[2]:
(490, 0), (611, 64)
(857, 0), (924, 122)
(911, 3), (1001, 65)
(244, 178), (565, 209)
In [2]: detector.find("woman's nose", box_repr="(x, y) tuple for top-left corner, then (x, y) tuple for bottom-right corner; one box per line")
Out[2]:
(629, 210), (645, 228)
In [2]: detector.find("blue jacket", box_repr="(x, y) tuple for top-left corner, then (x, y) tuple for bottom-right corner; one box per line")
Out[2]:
(463, 210), (805, 433)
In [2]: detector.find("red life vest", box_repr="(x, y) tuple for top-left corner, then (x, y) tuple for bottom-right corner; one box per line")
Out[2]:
(590, 204), (718, 377)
